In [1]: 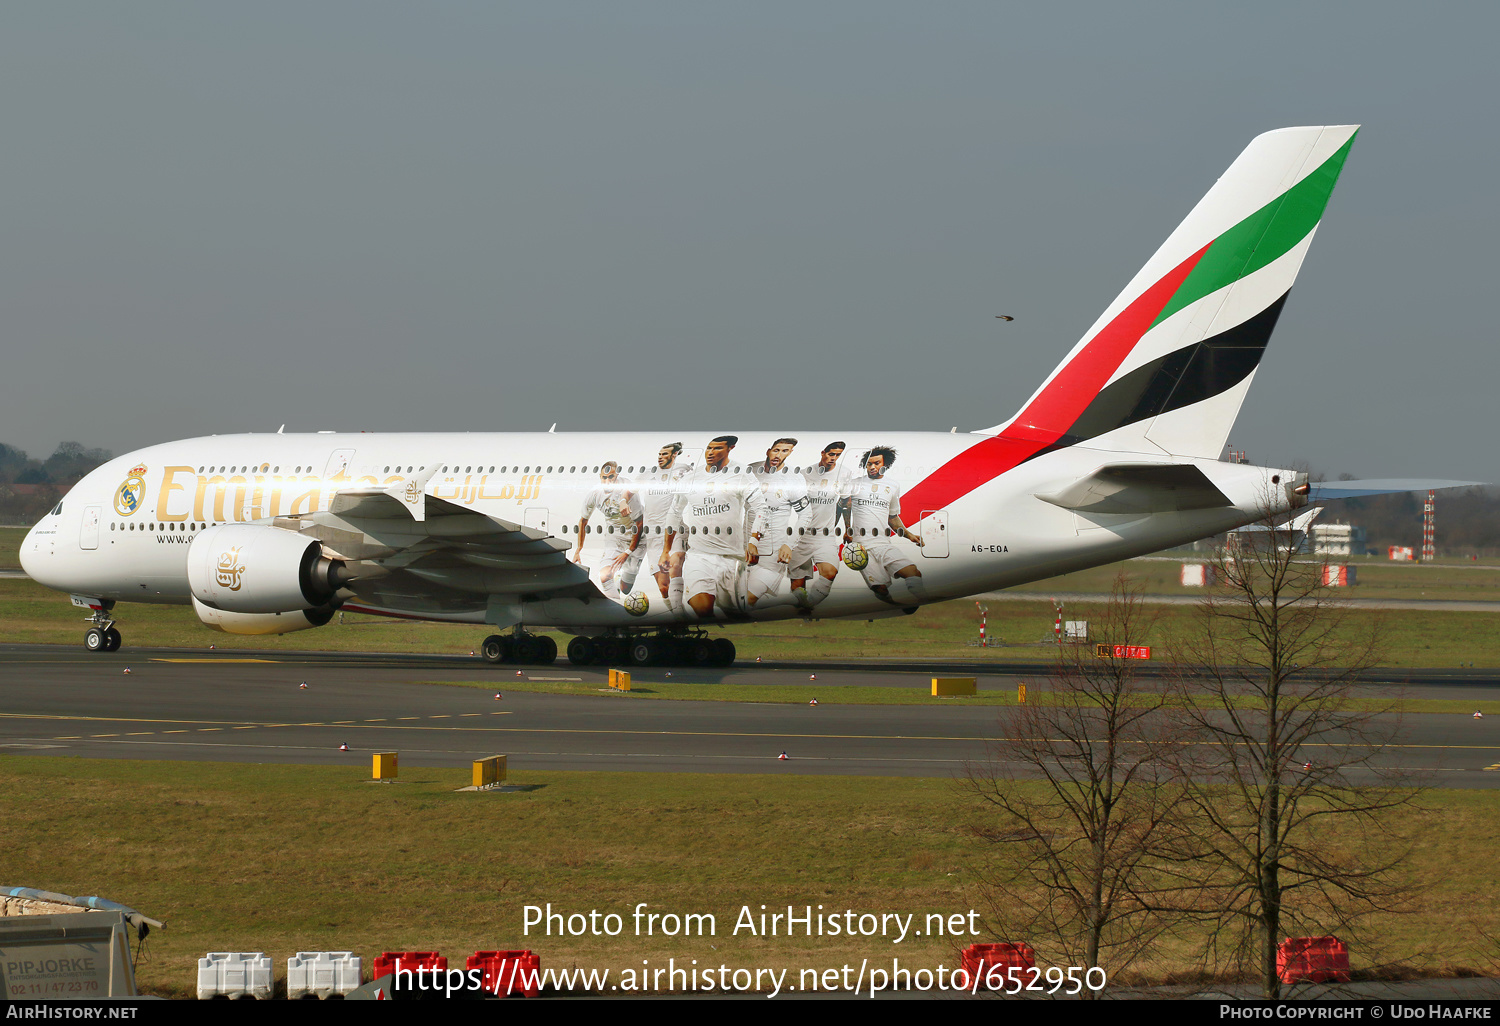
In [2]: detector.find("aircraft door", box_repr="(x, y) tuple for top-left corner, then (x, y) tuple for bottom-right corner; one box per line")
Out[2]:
(324, 449), (356, 480)
(524, 507), (551, 534)
(919, 509), (949, 557)
(79, 506), (101, 550)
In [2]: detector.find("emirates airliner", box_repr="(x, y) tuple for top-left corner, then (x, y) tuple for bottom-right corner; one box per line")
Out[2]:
(21, 126), (1420, 667)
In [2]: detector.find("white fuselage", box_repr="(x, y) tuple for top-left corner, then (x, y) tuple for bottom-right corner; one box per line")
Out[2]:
(21, 429), (1294, 633)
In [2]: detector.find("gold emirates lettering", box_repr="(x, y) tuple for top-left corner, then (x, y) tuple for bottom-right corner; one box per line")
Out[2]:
(155, 467), (544, 520)
(432, 474), (544, 505)
(157, 466), (338, 523)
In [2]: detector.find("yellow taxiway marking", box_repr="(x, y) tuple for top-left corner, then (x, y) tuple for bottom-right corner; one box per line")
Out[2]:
(460, 713), (482, 717)
(151, 658), (279, 664)
(10, 704), (1494, 749)
(90, 734), (118, 738)
(0, 712), (272, 729)
(1484, 764), (1500, 772)
(124, 732), (154, 736)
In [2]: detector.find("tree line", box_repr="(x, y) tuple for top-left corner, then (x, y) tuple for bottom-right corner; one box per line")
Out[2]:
(1318, 486), (1500, 557)
(0, 441), (113, 523)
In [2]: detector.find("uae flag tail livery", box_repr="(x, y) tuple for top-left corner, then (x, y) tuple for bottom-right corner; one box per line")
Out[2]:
(33, 124), (1470, 668)
(904, 125), (1359, 518)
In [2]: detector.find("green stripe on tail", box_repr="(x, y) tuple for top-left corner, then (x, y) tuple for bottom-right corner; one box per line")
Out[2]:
(1151, 133), (1357, 329)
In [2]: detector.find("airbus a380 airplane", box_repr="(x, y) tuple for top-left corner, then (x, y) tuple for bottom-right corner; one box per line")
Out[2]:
(22, 126), (1380, 667)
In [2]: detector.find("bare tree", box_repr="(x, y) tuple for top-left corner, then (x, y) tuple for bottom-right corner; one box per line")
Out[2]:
(1171, 502), (1419, 997)
(963, 576), (1188, 985)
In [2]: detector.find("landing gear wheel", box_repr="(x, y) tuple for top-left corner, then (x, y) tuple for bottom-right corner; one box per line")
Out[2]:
(630, 639), (660, 667)
(711, 638), (736, 667)
(690, 638), (716, 667)
(85, 628), (106, 653)
(592, 636), (622, 665)
(480, 635), (509, 664)
(533, 635), (558, 665)
(567, 636), (597, 666)
(103, 628), (121, 652)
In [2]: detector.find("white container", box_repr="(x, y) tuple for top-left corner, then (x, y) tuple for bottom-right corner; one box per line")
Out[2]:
(287, 951), (363, 999)
(197, 952), (273, 1000)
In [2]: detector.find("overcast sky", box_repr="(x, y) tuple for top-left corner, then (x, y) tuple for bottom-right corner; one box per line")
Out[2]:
(1, 3), (1494, 481)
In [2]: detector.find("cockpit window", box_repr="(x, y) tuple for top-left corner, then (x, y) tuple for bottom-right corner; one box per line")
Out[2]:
(51, 502), (63, 516)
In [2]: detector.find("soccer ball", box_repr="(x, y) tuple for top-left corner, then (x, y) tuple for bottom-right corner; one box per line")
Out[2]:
(623, 591), (651, 616)
(842, 542), (869, 571)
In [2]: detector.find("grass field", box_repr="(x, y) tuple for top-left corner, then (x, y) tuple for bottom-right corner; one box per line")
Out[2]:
(1010, 554), (1500, 602)
(6, 571), (1500, 669)
(1, 756), (1494, 996)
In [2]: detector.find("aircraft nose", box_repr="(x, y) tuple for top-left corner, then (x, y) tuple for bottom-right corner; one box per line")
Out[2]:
(18, 524), (40, 580)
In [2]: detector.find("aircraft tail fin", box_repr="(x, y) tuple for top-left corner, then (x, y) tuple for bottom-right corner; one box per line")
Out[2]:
(978, 125), (1358, 460)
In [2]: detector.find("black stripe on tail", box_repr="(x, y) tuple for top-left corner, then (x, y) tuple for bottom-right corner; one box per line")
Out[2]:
(1039, 290), (1290, 454)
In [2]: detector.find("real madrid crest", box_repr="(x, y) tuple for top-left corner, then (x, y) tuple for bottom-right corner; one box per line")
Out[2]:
(114, 464), (147, 518)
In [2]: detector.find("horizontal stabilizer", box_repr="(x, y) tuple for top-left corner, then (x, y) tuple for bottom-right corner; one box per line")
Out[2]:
(1310, 478), (1486, 500)
(1036, 464), (1231, 515)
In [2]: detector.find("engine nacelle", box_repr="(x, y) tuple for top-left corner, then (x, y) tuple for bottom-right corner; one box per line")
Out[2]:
(188, 523), (347, 613)
(191, 597), (335, 636)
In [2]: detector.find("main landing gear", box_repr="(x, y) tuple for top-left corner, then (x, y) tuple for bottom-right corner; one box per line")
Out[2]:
(565, 633), (735, 668)
(83, 603), (122, 653)
(479, 631), (558, 666)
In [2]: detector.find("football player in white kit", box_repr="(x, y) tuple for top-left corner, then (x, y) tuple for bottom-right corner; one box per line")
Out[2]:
(747, 437), (807, 608)
(670, 435), (767, 619)
(789, 441), (849, 611)
(573, 461), (645, 598)
(845, 446), (927, 607)
(645, 441), (693, 613)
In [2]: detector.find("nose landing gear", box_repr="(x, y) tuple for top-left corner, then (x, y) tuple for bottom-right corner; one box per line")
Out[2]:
(82, 603), (122, 652)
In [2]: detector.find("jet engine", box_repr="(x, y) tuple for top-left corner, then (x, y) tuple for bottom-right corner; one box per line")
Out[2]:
(187, 523), (351, 613)
(191, 597), (335, 635)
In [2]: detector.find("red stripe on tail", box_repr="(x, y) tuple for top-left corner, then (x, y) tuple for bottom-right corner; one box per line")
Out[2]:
(903, 242), (1209, 520)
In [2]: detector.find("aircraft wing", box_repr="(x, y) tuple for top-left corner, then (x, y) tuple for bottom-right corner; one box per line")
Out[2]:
(273, 489), (589, 616)
(1309, 478), (1486, 500)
